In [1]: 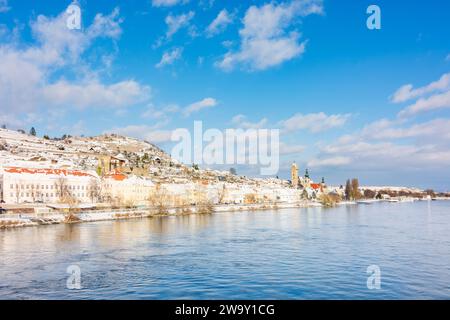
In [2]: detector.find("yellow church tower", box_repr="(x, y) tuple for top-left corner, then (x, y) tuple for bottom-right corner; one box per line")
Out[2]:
(291, 162), (299, 187)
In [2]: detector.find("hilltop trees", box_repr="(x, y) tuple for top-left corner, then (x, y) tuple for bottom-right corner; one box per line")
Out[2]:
(29, 127), (36, 136)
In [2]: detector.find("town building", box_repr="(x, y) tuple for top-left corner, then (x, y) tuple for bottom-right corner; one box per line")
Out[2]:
(291, 162), (298, 187)
(0, 167), (99, 204)
(101, 171), (154, 206)
(290, 162), (327, 198)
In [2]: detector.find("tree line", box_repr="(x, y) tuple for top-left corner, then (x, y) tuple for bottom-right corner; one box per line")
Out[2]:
(345, 178), (362, 200)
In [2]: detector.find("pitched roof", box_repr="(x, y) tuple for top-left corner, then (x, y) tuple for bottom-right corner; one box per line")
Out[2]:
(105, 172), (127, 181)
(310, 183), (322, 190)
(4, 167), (95, 178)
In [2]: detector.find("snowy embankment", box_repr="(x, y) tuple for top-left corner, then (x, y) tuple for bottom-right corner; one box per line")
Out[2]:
(0, 202), (323, 229)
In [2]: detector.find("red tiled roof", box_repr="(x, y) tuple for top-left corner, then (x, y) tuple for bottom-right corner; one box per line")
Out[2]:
(4, 167), (95, 178)
(104, 171), (127, 181)
(311, 183), (322, 190)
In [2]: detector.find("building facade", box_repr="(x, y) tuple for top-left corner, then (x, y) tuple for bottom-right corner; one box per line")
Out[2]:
(0, 167), (99, 204)
(102, 172), (154, 206)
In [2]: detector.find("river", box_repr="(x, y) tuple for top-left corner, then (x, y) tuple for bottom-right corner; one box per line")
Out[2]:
(1, 201), (449, 299)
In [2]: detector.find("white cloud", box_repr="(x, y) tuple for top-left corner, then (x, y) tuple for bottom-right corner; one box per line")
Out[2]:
(0, 8), (151, 127)
(445, 54), (450, 62)
(156, 47), (183, 68)
(398, 90), (450, 117)
(152, 0), (188, 7)
(391, 72), (450, 103)
(87, 8), (123, 39)
(165, 11), (195, 38)
(362, 118), (450, 141)
(312, 138), (450, 172)
(279, 112), (351, 133)
(308, 115), (450, 173)
(308, 156), (351, 168)
(222, 40), (233, 48)
(0, 0), (10, 13)
(41, 80), (150, 109)
(142, 104), (180, 119)
(231, 114), (268, 129)
(280, 142), (306, 155)
(216, 0), (323, 71)
(206, 9), (233, 37)
(184, 97), (218, 116)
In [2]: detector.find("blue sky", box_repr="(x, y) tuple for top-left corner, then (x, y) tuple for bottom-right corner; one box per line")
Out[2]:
(1, 0), (450, 189)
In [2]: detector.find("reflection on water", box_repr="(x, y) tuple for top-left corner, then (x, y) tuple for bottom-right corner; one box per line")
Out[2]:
(1, 202), (450, 299)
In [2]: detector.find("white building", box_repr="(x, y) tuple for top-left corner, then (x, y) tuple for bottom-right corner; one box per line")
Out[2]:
(102, 172), (154, 206)
(0, 167), (99, 204)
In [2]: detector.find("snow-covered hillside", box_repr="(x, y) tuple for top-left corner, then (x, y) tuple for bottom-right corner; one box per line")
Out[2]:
(0, 128), (170, 170)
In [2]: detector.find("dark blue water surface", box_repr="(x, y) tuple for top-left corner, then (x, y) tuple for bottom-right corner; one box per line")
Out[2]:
(1, 201), (450, 299)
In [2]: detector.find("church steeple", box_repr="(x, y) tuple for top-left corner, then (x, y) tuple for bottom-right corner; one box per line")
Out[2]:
(291, 162), (299, 187)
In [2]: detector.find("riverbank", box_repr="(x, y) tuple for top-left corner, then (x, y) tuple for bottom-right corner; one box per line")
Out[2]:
(0, 201), (321, 229)
(2, 198), (447, 230)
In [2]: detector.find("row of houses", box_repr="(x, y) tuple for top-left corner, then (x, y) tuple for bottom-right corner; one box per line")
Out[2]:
(0, 166), (307, 207)
(0, 166), (154, 206)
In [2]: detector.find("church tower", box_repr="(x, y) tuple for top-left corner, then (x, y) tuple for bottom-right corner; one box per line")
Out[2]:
(303, 168), (311, 188)
(291, 162), (298, 187)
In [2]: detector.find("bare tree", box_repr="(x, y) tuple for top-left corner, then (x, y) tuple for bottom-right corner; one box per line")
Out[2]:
(217, 184), (227, 204)
(55, 177), (68, 201)
(148, 184), (170, 214)
(55, 177), (80, 223)
(88, 178), (100, 203)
